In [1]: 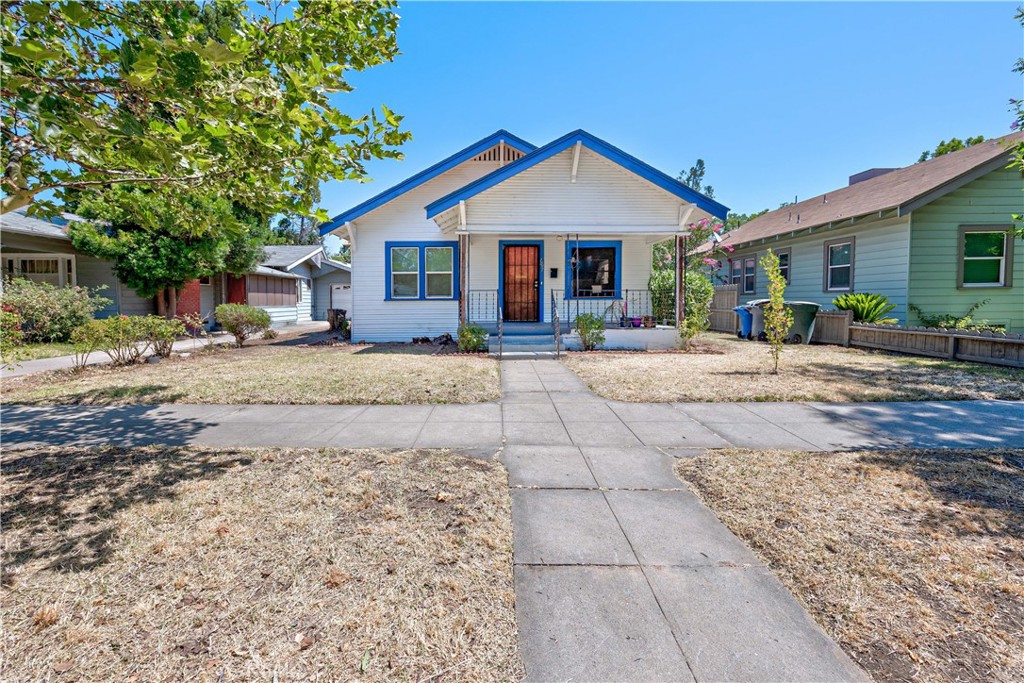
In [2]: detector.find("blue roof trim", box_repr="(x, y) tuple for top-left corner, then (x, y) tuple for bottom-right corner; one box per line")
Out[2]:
(320, 130), (536, 235)
(425, 129), (730, 221)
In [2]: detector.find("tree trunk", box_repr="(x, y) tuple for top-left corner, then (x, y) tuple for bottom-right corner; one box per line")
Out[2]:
(167, 287), (178, 319)
(155, 291), (167, 318)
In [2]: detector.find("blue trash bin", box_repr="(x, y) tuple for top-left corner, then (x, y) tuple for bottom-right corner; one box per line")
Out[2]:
(733, 306), (753, 339)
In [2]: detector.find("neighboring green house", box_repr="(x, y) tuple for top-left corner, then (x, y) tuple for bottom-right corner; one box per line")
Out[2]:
(716, 133), (1024, 331)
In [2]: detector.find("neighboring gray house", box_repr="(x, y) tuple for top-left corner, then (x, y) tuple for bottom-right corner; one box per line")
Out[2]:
(0, 208), (155, 316)
(249, 245), (351, 326)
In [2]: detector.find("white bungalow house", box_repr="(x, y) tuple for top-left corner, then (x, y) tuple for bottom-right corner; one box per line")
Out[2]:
(321, 130), (728, 348)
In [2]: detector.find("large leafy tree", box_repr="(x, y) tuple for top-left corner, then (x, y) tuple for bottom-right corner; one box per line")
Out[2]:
(918, 135), (985, 162)
(68, 187), (270, 317)
(677, 158), (714, 198)
(0, 0), (410, 220)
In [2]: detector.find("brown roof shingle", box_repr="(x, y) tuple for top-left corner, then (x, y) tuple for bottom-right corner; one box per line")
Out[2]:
(720, 132), (1023, 249)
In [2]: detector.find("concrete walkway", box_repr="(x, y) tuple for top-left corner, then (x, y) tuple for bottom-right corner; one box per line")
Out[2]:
(3, 359), (1022, 681)
(1, 321), (333, 378)
(1, 332), (236, 378)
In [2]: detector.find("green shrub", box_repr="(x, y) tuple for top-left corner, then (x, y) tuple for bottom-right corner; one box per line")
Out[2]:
(457, 323), (488, 352)
(215, 304), (271, 347)
(147, 316), (186, 357)
(69, 319), (107, 370)
(907, 300), (1004, 331)
(1, 308), (24, 367)
(574, 313), (606, 351)
(648, 268), (675, 323)
(678, 270), (714, 348)
(833, 292), (897, 324)
(0, 277), (111, 343)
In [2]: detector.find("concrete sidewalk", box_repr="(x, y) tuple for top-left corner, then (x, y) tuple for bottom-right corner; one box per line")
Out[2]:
(503, 443), (868, 681)
(3, 359), (1021, 681)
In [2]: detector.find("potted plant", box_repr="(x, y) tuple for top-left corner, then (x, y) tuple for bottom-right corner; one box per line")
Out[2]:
(604, 301), (628, 327)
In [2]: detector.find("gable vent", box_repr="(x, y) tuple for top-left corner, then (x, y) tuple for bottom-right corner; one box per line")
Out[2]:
(471, 144), (526, 163)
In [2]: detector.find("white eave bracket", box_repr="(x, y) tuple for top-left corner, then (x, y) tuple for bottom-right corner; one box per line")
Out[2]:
(344, 221), (356, 252)
(459, 200), (467, 228)
(570, 141), (582, 183)
(678, 203), (696, 230)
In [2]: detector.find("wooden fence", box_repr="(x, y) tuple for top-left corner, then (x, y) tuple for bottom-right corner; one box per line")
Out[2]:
(709, 284), (739, 333)
(847, 323), (1024, 368)
(810, 310), (853, 346)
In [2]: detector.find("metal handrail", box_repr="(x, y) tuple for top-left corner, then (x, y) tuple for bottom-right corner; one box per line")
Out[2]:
(497, 303), (503, 359)
(551, 289), (561, 359)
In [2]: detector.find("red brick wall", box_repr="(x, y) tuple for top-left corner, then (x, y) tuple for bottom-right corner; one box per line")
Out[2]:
(176, 280), (201, 317)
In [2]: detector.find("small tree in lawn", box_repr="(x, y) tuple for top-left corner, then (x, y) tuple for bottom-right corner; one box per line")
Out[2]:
(760, 249), (792, 374)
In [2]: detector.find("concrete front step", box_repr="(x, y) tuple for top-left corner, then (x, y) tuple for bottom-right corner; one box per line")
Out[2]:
(490, 350), (559, 359)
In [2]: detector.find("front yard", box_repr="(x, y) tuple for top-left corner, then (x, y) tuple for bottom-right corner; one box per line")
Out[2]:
(676, 448), (1024, 683)
(564, 333), (1023, 402)
(0, 446), (521, 682)
(2, 344), (500, 405)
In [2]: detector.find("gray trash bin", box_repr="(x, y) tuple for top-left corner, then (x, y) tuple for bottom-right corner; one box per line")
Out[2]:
(784, 301), (821, 344)
(744, 299), (769, 341)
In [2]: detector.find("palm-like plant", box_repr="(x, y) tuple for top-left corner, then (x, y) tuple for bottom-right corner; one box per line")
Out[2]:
(833, 293), (898, 324)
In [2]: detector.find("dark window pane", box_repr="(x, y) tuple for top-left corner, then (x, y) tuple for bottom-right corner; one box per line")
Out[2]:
(963, 259), (1001, 284)
(829, 243), (851, 267)
(425, 246), (452, 272)
(829, 265), (851, 289)
(570, 246), (617, 297)
(964, 232), (1005, 258)
(391, 247), (419, 273)
(392, 273), (418, 298)
(426, 273), (453, 298)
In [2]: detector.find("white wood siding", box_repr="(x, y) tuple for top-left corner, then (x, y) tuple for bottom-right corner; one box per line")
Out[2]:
(288, 263), (314, 322)
(468, 234), (653, 323)
(312, 267), (351, 320)
(259, 305), (299, 327)
(348, 160), (504, 341)
(464, 148), (684, 231)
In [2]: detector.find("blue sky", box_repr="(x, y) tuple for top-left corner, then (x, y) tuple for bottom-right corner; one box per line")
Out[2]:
(322, 1), (1021, 228)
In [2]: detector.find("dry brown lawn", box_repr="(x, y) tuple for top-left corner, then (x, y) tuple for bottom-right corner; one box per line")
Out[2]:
(1, 446), (521, 682)
(676, 449), (1024, 683)
(2, 344), (500, 405)
(564, 333), (1023, 402)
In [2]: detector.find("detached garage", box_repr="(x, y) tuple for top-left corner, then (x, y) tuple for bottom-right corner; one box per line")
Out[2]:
(221, 245), (351, 327)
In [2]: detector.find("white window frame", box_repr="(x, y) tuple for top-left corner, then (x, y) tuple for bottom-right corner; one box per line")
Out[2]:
(742, 257), (756, 294)
(959, 229), (1010, 288)
(2, 253), (77, 287)
(824, 239), (854, 292)
(776, 248), (791, 285)
(730, 259), (742, 286)
(389, 246), (420, 300)
(424, 245), (454, 299)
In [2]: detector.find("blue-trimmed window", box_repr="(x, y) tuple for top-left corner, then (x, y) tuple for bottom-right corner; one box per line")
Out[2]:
(565, 240), (622, 299)
(385, 241), (459, 301)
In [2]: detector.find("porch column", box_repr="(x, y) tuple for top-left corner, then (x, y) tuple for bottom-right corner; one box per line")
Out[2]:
(675, 235), (685, 324)
(458, 233), (469, 325)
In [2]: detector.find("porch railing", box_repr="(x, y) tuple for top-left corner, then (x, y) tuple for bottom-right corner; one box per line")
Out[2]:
(468, 289), (661, 327)
(551, 289), (561, 358)
(468, 289), (499, 322)
(551, 289), (658, 326)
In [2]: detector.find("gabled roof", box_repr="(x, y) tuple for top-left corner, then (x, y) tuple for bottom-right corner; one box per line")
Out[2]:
(425, 129), (730, 220)
(0, 208), (88, 241)
(250, 264), (304, 280)
(261, 244), (325, 270)
(719, 132), (1023, 250)
(320, 129), (536, 234)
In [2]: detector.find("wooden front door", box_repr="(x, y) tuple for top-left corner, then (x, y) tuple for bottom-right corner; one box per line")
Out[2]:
(503, 245), (539, 322)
